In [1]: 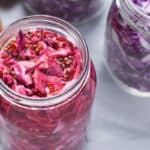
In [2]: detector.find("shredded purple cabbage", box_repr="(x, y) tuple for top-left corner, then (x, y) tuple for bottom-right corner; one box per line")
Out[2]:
(0, 29), (83, 97)
(132, 0), (150, 15)
(24, 0), (104, 23)
(105, 0), (150, 92)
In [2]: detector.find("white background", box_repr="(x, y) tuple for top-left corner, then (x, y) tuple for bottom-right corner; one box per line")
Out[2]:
(1, 0), (150, 150)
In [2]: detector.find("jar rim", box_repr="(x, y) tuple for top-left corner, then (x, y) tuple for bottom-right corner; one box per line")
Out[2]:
(126, 0), (150, 19)
(118, 0), (150, 34)
(0, 15), (90, 108)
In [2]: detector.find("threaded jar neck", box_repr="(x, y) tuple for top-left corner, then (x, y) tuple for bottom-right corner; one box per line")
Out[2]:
(117, 0), (150, 35)
(0, 15), (90, 108)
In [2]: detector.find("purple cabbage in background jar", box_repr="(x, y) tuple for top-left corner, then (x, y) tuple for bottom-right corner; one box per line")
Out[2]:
(105, 0), (150, 96)
(23, 0), (105, 24)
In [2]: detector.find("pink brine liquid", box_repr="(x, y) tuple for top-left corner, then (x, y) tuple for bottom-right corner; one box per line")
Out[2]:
(0, 28), (96, 150)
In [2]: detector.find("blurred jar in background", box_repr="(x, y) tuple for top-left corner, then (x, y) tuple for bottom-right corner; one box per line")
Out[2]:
(105, 0), (150, 96)
(23, 0), (106, 24)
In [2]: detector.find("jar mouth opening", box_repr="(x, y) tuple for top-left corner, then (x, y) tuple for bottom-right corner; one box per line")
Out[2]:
(119, 0), (150, 34)
(128, 0), (150, 18)
(0, 15), (90, 107)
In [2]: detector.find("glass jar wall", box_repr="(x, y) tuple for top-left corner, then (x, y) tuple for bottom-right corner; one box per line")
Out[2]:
(0, 15), (97, 150)
(24, 0), (105, 24)
(105, 0), (150, 96)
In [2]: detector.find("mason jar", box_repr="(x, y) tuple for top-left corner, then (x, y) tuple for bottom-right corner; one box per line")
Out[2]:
(0, 18), (2, 32)
(0, 15), (97, 150)
(105, 0), (150, 96)
(23, 0), (106, 24)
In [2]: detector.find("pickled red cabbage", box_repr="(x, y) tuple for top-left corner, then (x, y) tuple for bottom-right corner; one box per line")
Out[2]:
(0, 29), (82, 97)
(0, 27), (96, 149)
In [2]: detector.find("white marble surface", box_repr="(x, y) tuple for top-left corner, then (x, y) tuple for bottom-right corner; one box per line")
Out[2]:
(1, 1), (150, 150)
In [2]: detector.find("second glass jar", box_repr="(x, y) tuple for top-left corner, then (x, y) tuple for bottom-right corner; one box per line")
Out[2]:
(105, 0), (150, 96)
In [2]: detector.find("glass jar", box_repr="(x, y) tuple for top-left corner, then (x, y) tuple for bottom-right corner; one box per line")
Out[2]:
(0, 19), (2, 32)
(23, 0), (105, 24)
(105, 0), (150, 96)
(0, 15), (97, 150)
